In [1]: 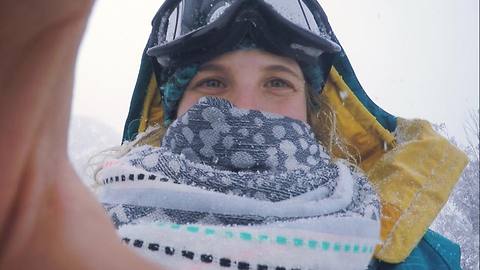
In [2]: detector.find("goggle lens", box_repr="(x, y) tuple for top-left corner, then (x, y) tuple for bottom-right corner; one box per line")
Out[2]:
(163, 0), (326, 44)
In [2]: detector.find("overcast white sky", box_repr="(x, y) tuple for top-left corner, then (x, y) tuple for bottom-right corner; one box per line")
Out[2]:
(72, 0), (479, 146)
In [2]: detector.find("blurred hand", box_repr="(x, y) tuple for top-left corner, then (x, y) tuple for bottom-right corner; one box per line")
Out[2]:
(0, 1), (162, 269)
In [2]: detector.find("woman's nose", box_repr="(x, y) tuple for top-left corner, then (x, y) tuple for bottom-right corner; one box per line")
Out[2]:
(225, 86), (260, 110)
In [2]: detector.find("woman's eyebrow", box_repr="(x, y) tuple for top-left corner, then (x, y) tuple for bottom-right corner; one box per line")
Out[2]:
(264, 65), (303, 80)
(198, 63), (226, 72)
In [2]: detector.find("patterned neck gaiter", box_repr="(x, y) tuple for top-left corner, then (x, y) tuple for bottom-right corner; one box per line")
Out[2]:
(162, 96), (330, 173)
(97, 97), (381, 270)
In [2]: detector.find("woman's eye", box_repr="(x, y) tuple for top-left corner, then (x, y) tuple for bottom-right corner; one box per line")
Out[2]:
(187, 77), (227, 95)
(265, 79), (291, 89)
(199, 79), (225, 88)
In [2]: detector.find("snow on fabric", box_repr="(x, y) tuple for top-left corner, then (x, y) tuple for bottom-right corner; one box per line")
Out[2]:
(97, 97), (381, 269)
(68, 115), (120, 184)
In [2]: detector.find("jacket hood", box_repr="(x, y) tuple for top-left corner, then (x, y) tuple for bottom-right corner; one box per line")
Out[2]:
(122, 3), (397, 143)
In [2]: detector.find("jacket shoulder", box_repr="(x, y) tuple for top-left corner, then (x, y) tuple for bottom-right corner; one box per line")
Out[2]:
(370, 230), (461, 270)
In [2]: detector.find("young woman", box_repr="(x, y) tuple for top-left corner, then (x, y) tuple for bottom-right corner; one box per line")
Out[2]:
(0, 1), (467, 270)
(98, 49), (381, 270)
(100, 1), (467, 269)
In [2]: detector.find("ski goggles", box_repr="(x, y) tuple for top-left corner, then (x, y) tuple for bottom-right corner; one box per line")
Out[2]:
(147, 0), (341, 67)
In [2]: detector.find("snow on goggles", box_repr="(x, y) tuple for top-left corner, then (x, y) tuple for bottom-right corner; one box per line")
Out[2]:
(147, 0), (341, 65)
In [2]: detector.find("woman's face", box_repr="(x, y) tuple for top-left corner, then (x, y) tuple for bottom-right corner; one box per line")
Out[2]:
(177, 49), (308, 122)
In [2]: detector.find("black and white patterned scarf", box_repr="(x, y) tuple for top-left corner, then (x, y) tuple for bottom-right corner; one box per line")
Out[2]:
(97, 97), (380, 270)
